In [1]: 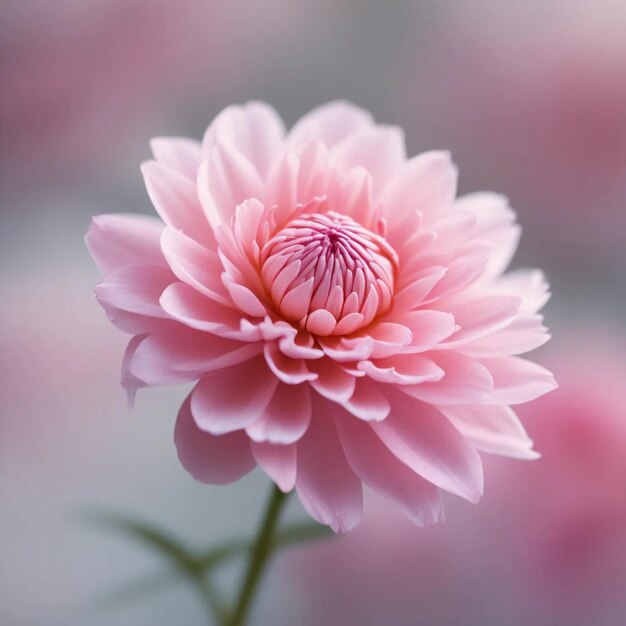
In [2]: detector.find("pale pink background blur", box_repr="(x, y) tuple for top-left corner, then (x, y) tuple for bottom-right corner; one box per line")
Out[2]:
(1, 2), (625, 625)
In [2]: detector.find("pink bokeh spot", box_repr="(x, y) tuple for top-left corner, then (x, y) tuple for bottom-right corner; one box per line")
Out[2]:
(86, 101), (555, 532)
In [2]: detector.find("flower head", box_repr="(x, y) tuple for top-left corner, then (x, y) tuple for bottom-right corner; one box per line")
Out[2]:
(86, 101), (556, 531)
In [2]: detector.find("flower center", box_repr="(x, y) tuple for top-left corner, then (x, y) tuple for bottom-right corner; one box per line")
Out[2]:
(260, 212), (398, 336)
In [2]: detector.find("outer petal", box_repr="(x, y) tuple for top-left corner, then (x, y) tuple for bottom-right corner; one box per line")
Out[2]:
(141, 160), (214, 247)
(287, 101), (374, 150)
(160, 227), (230, 305)
(371, 392), (484, 502)
(159, 282), (242, 337)
(382, 151), (457, 240)
(202, 101), (286, 179)
(295, 398), (363, 533)
(491, 269), (551, 314)
(295, 141), (333, 203)
(439, 405), (539, 460)
(251, 441), (297, 492)
(423, 242), (492, 302)
(398, 310), (457, 352)
(198, 144), (264, 229)
(334, 408), (443, 526)
(331, 126), (406, 196)
(461, 314), (550, 356)
(326, 167), (376, 229)
(246, 383), (312, 444)
(455, 192), (520, 278)
(264, 152), (300, 229)
(86, 214), (166, 275)
(392, 266), (447, 309)
(175, 395), (255, 485)
(481, 356), (557, 405)
(191, 357), (279, 435)
(436, 295), (521, 349)
(401, 352), (493, 405)
(121, 334), (148, 407)
(95, 265), (173, 321)
(128, 326), (262, 386)
(150, 137), (203, 181)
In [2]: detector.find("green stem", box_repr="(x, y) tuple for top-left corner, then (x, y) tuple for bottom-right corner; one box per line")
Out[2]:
(227, 484), (289, 626)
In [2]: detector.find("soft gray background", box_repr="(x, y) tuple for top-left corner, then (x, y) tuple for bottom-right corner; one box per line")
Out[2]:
(1, 1), (625, 624)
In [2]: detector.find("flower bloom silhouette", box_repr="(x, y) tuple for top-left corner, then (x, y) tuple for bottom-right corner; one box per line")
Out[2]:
(87, 102), (555, 531)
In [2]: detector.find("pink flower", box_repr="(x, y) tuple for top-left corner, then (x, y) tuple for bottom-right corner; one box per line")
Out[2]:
(86, 101), (555, 531)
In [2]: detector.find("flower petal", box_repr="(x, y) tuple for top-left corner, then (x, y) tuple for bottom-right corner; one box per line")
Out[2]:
(198, 144), (264, 229)
(175, 395), (255, 485)
(334, 408), (443, 526)
(319, 336), (375, 363)
(461, 314), (550, 356)
(358, 354), (444, 385)
(399, 310), (457, 352)
(308, 359), (356, 402)
(150, 137), (203, 181)
(372, 393), (484, 502)
(95, 265), (172, 320)
(492, 269), (551, 314)
(401, 352), (493, 405)
(246, 383), (312, 444)
(332, 126), (406, 196)
(265, 152), (300, 229)
(393, 267), (447, 309)
(159, 282), (242, 337)
(222, 274), (267, 318)
(295, 402), (363, 533)
(129, 326), (262, 386)
(263, 342), (317, 384)
(455, 192), (520, 278)
(121, 334), (148, 407)
(277, 330), (324, 360)
(295, 140), (333, 201)
(141, 160), (213, 247)
(342, 379), (390, 422)
(439, 405), (539, 460)
(86, 214), (166, 275)
(382, 151), (457, 236)
(160, 227), (230, 304)
(251, 441), (297, 492)
(326, 167), (376, 229)
(366, 322), (414, 358)
(481, 356), (557, 405)
(288, 100), (374, 150)
(437, 295), (521, 349)
(202, 101), (285, 179)
(191, 357), (279, 435)
(425, 243), (492, 301)
(305, 309), (337, 336)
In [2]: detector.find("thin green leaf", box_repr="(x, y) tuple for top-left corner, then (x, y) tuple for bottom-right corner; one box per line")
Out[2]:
(80, 510), (226, 622)
(81, 511), (333, 621)
(81, 510), (197, 572)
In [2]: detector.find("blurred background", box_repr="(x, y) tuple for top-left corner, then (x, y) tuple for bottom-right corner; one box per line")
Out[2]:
(1, 1), (625, 624)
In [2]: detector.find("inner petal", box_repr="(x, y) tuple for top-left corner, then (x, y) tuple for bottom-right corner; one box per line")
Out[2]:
(261, 211), (398, 336)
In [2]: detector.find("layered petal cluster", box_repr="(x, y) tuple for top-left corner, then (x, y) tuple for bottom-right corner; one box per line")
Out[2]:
(86, 101), (556, 531)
